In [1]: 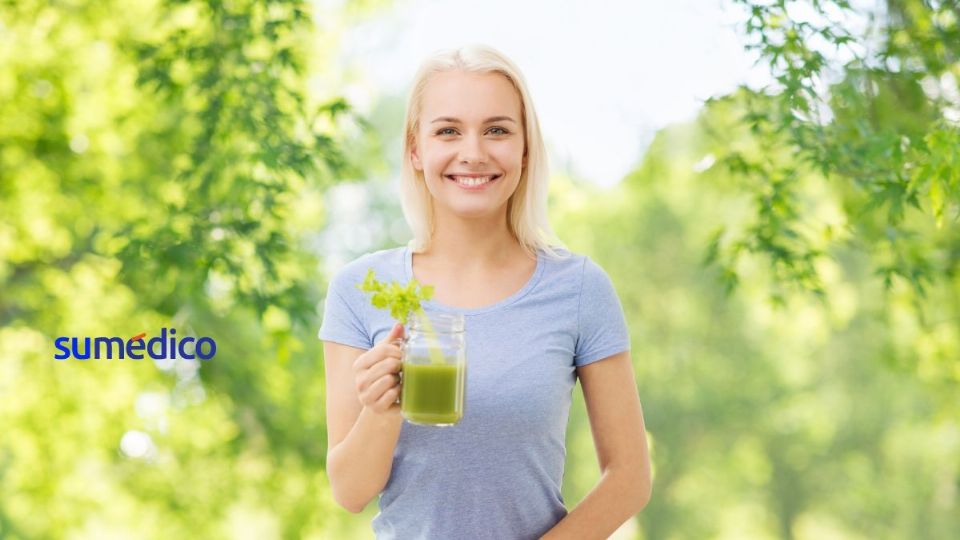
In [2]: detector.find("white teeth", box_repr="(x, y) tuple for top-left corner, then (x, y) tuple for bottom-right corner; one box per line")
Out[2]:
(450, 175), (494, 186)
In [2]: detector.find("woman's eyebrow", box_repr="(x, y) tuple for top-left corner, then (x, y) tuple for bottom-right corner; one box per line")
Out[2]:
(430, 116), (517, 124)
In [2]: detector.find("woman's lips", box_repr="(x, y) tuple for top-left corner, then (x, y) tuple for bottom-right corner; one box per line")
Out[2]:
(445, 174), (501, 190)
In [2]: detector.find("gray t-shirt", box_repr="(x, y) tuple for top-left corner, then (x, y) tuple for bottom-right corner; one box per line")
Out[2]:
(319, 245), (631, 540)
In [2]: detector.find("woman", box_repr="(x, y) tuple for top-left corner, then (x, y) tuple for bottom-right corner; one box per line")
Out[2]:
(320, 44), (651, 540)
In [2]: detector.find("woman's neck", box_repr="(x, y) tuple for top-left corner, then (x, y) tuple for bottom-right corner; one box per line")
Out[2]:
(418, 210), (529, 271)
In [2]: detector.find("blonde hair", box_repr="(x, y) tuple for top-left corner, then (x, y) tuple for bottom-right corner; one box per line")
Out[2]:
(399, 44), (569, 260)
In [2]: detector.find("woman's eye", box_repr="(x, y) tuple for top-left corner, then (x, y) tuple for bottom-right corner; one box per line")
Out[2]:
(489, 127), (509, 135)
(437, 128), (457, 135)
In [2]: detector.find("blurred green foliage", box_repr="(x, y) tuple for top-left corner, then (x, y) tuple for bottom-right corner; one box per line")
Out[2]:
(720, 0), (959, 306)
(1, 0), (384, 537)
(1, 0), (956, 539)
(553, 1), (958, 538)
(553, 92), (957, 539)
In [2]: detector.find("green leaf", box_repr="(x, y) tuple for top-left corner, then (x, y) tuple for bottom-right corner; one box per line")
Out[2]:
(356, 267), (434, 325)
(930, 177), (944, 229)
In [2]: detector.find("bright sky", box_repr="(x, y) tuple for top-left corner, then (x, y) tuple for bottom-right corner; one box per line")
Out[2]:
(333, 0), (772, 187)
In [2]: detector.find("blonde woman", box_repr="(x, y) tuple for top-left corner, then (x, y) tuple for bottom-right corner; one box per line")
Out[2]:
(320, 44), (651, 539)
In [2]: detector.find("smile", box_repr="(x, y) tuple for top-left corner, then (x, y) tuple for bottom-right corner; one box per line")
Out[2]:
(445, 174), (501, 189)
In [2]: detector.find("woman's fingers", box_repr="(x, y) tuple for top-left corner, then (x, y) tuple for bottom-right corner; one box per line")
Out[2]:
(369, 356), (403, 381)
(354, 346), (402, 389)
(353, 343), (403, 371)
(356, 356), (401, 392)
(374, 385), (401, 411)
(361, 372), (401, 407)
(356, 323), (405, 369)
(352, 323), (405, 410)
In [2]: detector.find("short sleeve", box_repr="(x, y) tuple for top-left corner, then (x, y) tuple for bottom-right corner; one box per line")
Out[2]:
(574, 258), (631, 367)
(318, 268), (372, 350)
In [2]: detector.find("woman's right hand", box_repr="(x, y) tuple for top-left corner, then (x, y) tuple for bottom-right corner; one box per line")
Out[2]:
(352, 322), (405, 415)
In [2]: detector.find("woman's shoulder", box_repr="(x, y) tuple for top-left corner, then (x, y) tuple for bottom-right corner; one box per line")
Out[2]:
(539, 245), (580, 263)
(538, 246), (616, 288)
(539, 245), (598, 272)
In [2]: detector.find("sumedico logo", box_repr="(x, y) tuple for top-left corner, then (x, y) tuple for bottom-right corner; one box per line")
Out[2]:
(54, 328), (217, 361)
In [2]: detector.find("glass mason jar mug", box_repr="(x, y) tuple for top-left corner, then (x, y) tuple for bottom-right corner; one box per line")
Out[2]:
(398, 311), (466, 426)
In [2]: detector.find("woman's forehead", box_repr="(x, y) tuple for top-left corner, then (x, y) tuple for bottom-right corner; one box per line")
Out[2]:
(421, 71), (522, 118)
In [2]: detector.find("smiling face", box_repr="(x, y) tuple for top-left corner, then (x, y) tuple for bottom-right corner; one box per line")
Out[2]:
(411, 70), (527, 221)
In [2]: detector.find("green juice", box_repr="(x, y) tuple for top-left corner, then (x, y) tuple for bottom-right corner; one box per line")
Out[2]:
(400, 361), (466, 426)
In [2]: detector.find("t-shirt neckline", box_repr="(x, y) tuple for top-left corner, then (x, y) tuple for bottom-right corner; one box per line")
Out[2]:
(403, 245), (545, 316)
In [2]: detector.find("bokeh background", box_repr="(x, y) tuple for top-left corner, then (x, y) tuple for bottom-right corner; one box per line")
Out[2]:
(1, 0), (958, 538)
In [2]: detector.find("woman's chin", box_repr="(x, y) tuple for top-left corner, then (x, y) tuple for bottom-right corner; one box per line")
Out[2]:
(440, 202), (505, 221)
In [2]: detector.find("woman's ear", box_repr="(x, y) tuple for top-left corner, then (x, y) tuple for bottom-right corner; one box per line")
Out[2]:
(411, 144), (423, 171)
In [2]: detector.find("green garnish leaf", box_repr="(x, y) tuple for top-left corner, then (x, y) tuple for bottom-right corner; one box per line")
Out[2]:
(357, 268), (435, 324)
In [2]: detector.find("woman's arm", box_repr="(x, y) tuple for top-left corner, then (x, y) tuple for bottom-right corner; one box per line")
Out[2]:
(541, 351), (652, 539)
(324, 338), (404, 513)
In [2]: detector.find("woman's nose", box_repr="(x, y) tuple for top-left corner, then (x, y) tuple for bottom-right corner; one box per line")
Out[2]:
(457, 132), (487, 163)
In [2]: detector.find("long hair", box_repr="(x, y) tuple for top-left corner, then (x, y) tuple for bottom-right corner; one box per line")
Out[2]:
(399, 44), (568, 260)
